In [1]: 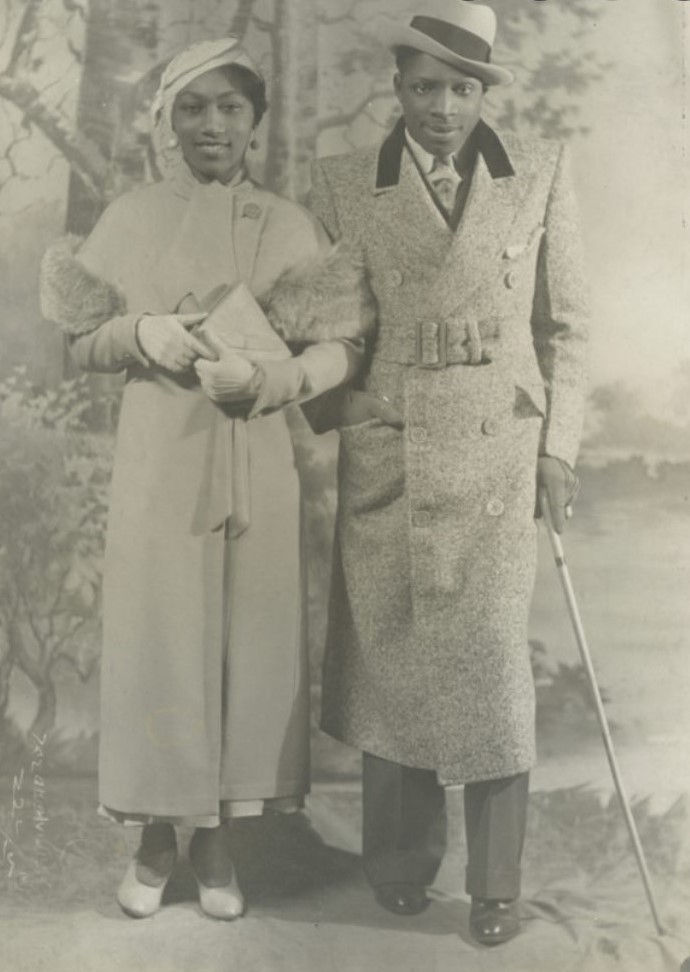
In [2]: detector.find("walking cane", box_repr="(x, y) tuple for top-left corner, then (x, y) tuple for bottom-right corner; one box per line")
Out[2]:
(539, 490), (666, 936)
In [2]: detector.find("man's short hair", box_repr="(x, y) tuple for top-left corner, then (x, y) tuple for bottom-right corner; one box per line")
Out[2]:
(394, 45), (488, 92)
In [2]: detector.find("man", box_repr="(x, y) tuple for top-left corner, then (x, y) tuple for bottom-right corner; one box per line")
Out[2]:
(307, 0), (588, 946)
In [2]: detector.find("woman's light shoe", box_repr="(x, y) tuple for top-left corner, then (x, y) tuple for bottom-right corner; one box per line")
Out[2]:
(117, 858), (174, 918)
(194, 869), (245, 920)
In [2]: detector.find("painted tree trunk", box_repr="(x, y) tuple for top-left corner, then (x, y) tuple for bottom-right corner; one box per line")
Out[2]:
(65, 0), (166, 235)
(264, 0), (318, 200)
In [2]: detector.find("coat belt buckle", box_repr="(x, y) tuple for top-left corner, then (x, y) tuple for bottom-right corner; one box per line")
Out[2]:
(416, 319), (447, 369)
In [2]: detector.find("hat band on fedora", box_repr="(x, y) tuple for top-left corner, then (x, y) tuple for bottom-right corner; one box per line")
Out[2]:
(409, 16), (491, 63)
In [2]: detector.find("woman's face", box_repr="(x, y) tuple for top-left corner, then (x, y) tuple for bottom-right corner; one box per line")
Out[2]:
(171, 67), (255, 183)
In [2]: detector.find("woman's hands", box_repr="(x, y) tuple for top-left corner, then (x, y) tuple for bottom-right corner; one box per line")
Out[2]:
(194, 333), (261, 402)
(136, 313), (215, 372)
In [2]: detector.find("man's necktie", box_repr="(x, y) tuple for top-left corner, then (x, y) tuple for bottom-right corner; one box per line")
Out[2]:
(429, 155), (461, 215)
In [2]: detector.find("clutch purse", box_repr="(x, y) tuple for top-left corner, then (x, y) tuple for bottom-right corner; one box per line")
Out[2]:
(178, 282), (291, 361)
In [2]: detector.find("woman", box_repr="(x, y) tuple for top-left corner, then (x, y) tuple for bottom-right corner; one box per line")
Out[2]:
(40, 38), (372, 920)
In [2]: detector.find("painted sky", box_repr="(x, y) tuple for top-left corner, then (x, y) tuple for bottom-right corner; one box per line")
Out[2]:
(567, 0), (688, 403)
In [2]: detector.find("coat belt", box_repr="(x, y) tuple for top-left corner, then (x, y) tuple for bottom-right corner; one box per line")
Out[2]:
(375, 316), (498, 369)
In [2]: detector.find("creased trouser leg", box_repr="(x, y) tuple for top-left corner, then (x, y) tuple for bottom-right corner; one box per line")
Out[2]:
(464, 772), (529, 900)
(362, 752), (447, 888)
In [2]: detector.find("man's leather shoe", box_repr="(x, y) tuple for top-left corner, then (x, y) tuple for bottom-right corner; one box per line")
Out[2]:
(374, 882), (430, 916)
(469, 897), (520, 945)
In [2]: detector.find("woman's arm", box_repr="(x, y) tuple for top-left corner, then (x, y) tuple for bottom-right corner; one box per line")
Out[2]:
(247, 337), (364, 418)
(66, 315), (149, 373)
(41, 212), (211, 374)
(194, 336), (364, 415)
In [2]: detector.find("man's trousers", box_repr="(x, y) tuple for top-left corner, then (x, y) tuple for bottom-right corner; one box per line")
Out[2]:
(362, 752), (529, 900)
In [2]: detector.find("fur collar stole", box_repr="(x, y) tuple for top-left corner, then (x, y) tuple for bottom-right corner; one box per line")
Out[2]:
(40, 235), (376, 345)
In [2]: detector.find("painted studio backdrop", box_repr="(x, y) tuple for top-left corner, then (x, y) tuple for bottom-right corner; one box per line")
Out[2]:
(0, 1), (688, 971)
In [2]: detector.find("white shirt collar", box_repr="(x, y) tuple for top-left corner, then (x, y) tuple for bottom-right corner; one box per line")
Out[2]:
(404, 128), (436, 175)
(404, 128), (458, 176)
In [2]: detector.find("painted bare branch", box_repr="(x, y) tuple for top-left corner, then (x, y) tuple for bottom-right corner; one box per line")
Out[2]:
(230, 0), (258, 38)
(318, 88), (389, 133)
(7, 0), (44, 74)
(0, 74), (108, 199)
(61, 0), (86, 17)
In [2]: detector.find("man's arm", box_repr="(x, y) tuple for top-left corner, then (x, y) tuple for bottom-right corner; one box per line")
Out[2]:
(531, 143), (590, 470)
(531, 144), (590, 532)
(304, 160), (400, 433)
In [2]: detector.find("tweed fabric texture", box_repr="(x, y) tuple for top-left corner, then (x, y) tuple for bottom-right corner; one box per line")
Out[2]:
(309, 126), (589, 784)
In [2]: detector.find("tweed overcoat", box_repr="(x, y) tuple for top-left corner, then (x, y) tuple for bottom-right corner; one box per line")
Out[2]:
(40, 173), (372, 821)
(309, 120), (589, 784)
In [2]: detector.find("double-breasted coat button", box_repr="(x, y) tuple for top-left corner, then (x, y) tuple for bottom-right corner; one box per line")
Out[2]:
(486, 498), (505, 517)
(412, 510), (431, 528)
(409, 426), (428, 444)
(481, 418), (499, 436)
(388, 269), (404, 287)
(504, 270), (518, 289)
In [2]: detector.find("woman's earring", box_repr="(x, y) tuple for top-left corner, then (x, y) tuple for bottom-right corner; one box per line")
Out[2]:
(249, 135), (259, 150)
(167, 134), (179, 149)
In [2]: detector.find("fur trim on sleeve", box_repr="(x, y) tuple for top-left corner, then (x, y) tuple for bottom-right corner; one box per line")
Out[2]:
(40, 235), (127, 336)
(260, 243), (376, 345)
(39, 235), (376, 345)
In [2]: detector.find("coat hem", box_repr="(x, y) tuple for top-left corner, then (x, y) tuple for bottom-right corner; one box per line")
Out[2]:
(319, 722), (536, 785)
(99, 786), (310, 827)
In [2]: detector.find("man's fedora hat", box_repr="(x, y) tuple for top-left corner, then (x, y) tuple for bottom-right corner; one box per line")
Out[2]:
(382, 1), (514, 87)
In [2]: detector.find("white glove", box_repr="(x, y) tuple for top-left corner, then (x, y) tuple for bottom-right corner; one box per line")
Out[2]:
(136, 313), (214, 373)
(194, 332), (261, 402)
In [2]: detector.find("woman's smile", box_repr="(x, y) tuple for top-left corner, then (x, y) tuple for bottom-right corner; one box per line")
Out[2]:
(171, 68), (255, 183)
(196, 141), (232, 154)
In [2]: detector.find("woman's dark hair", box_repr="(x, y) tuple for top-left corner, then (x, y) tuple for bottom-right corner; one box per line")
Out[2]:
(394, 45), (488, 92)
(220, 63), (268, 125)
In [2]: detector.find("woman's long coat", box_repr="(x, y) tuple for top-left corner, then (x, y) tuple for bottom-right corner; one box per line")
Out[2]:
(40, 173), (370, 821)
(309, 120), (590, 785)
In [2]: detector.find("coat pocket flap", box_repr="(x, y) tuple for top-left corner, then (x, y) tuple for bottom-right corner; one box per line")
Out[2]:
(503, 225), (545, 261)
(514, 375), (547, 417)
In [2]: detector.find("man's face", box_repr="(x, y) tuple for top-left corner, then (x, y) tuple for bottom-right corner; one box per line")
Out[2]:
(394, 52), (484, 157)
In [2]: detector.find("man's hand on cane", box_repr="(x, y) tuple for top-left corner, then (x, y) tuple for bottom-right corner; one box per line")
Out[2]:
(536, 455), (579, 534)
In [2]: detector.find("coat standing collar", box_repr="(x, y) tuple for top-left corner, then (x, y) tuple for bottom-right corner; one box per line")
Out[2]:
(374, 117), (514, 192)
(170, 162), (252, 200)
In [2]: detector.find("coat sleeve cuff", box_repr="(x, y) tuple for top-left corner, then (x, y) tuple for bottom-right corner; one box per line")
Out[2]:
(247, 358), (309, 419)
(68, 312), (151, 372)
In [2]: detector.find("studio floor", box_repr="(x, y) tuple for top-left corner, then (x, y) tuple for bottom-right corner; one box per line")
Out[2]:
(1, 763), (689, 972)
